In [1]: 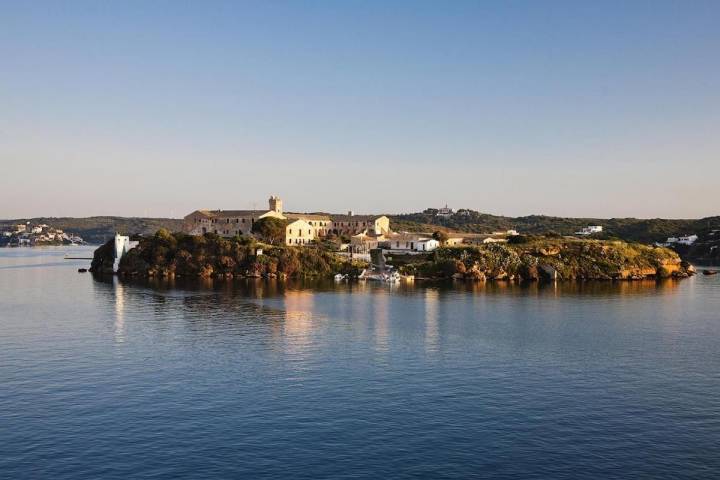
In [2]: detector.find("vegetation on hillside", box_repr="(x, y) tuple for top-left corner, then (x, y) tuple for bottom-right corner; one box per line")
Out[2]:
(391, 237), (694, 281)
(90, 229), (367, 279)
(90, 229), (696, 282)
(390, 211), (720, 244)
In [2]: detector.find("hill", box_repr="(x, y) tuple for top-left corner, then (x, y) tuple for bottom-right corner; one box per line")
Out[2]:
(390, 210), (720, 244)
(0, 217), (182, 244)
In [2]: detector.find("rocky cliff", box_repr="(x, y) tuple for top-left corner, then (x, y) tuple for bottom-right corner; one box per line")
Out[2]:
(395, 238), (695, 281)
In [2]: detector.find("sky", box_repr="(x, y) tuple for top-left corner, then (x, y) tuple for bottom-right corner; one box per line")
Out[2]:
(1, 0), (718, 219)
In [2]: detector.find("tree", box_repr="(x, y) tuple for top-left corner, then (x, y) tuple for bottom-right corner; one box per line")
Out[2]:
(252, 217), (288, 245)
(432, 230), (449, 245)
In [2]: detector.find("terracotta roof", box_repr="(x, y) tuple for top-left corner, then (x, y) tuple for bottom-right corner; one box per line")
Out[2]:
(195, 209), (270, 218)
(285, 212), (331, 221)
(385, 232), (432, 241)
(330, 214), (386, 222)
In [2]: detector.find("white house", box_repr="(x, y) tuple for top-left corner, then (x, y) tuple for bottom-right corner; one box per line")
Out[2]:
(380, 233), (436, 253)
(415, 239), (440, 252)
(665, 235), (698, 246)
(575, 226), (603, 236)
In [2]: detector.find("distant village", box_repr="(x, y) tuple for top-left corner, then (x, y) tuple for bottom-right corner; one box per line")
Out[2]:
(0, 222), (85, 247)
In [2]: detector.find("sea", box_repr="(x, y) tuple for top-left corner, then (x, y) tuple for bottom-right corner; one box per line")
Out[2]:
(1, 246), (719, 479)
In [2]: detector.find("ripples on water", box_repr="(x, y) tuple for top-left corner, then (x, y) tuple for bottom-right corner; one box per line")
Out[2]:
(1, 247), (719, 479)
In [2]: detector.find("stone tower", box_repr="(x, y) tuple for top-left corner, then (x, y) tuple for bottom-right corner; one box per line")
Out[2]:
(268, 195), (283, 214)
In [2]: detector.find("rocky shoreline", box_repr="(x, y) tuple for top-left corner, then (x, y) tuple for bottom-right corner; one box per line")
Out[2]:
(90, 230), (696, 283)
(393, 238), (696, 281)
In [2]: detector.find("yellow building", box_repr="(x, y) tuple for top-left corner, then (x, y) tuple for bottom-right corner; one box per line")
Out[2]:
(183, 208), (283, 236)
(183, 196), (391, 246)
(329, 213), (390, 236)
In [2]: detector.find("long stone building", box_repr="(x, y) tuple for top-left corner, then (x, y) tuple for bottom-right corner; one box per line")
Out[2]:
(183, 196), (390, 246)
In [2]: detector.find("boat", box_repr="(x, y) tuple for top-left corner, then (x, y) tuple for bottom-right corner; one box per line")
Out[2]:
(702, 270), (718, 276)
(358, 269), (401, 283)
(334, 273), (348, 282)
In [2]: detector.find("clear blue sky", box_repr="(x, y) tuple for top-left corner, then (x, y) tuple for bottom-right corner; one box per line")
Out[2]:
(1, 1), (718, 219)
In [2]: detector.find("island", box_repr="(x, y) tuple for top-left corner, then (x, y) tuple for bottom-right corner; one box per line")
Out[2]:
(90, 228), (695, 282)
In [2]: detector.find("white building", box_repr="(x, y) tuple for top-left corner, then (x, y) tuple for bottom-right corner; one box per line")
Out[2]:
(665, 235), (698, 246)
(492, 229), (519, 236)
(436, 205), (454, 217)
(113, 234), (140, 273)
(575, 226), (603, 236)
(415, 239), (440, 252)
(380, 233), (438, 253)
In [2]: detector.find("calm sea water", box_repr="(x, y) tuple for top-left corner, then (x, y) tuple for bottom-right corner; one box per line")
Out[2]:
(1, 246), (720, 479)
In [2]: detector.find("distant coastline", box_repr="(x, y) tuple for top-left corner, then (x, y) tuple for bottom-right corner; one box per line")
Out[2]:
(4, 208), (719, 264)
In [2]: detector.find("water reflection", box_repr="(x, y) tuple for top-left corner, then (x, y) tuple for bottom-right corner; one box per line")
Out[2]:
(424, 289), (439, 355)
(373, 290), (389, 354)
(90, 275), (689, 354)
(281, 290), (317, 360)
(113, 277), (126, 343)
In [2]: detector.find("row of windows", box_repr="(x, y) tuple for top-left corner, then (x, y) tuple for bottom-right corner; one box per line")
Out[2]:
(288, 238), (310, 245)
(196, 217), (254, 224)
(288, 229), (313, 236)
(196, 217), (376, 228)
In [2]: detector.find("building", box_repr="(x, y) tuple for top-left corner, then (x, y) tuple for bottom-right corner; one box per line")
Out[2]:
(183, 196), (390, 246)
(328, 212), (390, 236)
(285, 219), (319, 246)
(183, 207), (284, 237)
(436, 205), (454, 217)
(575, 226), (603, 236)
(113, 234), (140, 272)
(415, 238), (440, 251)
(664, 235), (698, 246)
(379, 232), (437, 252)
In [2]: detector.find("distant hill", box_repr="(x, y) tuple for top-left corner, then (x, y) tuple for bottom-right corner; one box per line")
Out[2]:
(390, 210), (720, 244)
(3, 211), (720, 265)
(0, 217), (183, 244)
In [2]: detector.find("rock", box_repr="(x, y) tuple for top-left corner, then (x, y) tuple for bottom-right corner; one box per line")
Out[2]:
(490, 270), (507, 280)
(539, 265), (559, 280)
(519, 264), (539, 281)
(539, 246), (560, 256)
(199, 265), (214, 278)
(657, 266), (677, 278)
(681, 261), (696, 275)
(466, 268), (486, 281)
